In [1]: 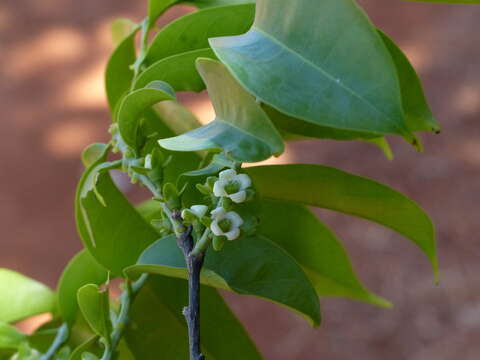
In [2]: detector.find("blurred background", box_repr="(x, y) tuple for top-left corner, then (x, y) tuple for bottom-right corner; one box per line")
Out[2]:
(1, 0), (479, 359)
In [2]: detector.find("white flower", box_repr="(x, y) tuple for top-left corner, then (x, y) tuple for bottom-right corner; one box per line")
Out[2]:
(210, 208), (243, 241)
(213, 169), (252, 203)
(182, 205), (208, 220)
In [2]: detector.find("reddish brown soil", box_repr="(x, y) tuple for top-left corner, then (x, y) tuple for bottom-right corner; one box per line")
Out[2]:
(1, 0), (479, 359)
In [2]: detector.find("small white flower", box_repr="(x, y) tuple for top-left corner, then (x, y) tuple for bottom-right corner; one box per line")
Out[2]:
(210, 207), (243, 241)
(213, 169), (252, 203)
(182, 205), (208, 220)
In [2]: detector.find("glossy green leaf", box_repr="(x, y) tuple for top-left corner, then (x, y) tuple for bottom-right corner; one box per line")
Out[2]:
(111, 19), (136, 47)
(76, 156), (159, 275)
(57, 251), (108, 326)
(105, 28), (138, 112)
(0, 323), (26, 350)
(69, 336), (99, 360)
(134, 48), (216, 91)
(126, 277), (262, 359)
(159, 59), (284, 162)
(144, 4), (255, 65)
(117, 81), (176, 151)
(81, 144), (109, 169)
(77, 285), (111, 339)
(259, 200), (391, 307)
(0, 269), (55, 323)
(126, 235), (321, 326)
(148, 0), (178, 25)
(210, 0), (416, 139)
(379, 30), (440, 133)
(246, 164), (437, 278)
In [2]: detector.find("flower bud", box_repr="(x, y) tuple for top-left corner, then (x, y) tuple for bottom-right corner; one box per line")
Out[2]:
(213, 235), (226, 251)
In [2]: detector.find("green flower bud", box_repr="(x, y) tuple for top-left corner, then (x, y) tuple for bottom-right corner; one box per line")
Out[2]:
(200, 216), (212, 227)
(196, 183), (211, 195)
(163, 183), (181, 209)
(213, 235), (226, 251)
(181, 209), (197, 223)
(206, 176), (218, 189)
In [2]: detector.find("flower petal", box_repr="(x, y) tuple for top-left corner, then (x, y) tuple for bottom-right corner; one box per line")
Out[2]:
(219, 169), (237, 181)
(226, 211), (243, 227)
(210, 220), (224, 236)
(236, 174), (252, 189)
(225, 228), (240, 241)
(211, 207), (226, 219)
(229, 191), (246, 204)
(190, 205), (208, 218)
(213, 181), (228, 197)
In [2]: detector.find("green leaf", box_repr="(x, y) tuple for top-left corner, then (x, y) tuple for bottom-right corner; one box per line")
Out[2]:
(69, 336), (100, 360)
(57, 251), (108, 326)
(148, 0), (178, 25)
(246, 164), (437, 279)
(126, 235), (321, 326)
(134, 48), (216, 91)
(117, 81), (176, 151)
(111, 19), (136, 47)
(126, 277), (262, 359)
(141, 108), (202, 184)
(77, 285), (112, 339)
(0, 322), (26, 350)
(144, 4), (255, 65)
(81, 144), (109, 169)
(105, 28), (138, 112)
(76, 157), (159, 275)
(0, 269), (55, 323)
(259, 200), (391, 307)
(159, 59), (284, 162)
(210, 0), (416, 139)
(379, 30), (440, 133)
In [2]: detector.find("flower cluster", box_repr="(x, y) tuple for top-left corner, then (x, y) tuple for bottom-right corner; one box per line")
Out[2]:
(182, 169), (253, 242)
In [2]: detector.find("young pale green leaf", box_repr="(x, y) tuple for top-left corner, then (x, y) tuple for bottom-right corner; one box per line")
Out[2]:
(148, 0), (178, 25)
(125, 277), (262, 359)
(105, 28), (138, 112)
(144, 4), (255, 65)
(210, 0), (415, 139)
(77, 284), (112, 339)
(57, 250), (108, 326)
(76, 159), (160, 275)
(117, 81), (176, 151)
(134, 48), (216, 91)
(379, 30), (440, 134)
(246, 164), (438, 279)
(259, 200), (391, 307)
(159, 59), (284, 162)
(0, 269), (55, 323)
(126, 235), (321, 326)
(0, 322), (26, 350)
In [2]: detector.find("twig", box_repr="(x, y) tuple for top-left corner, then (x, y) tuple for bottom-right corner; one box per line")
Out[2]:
(100, 274), (148, 360)
(40, 323), (69, 360)
(174, 214), (205, 360)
